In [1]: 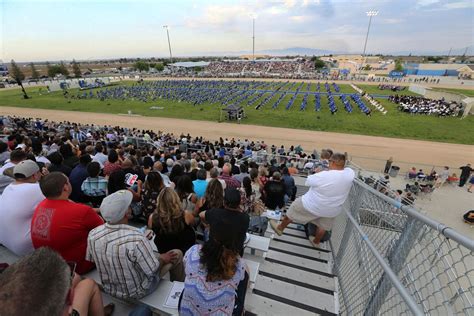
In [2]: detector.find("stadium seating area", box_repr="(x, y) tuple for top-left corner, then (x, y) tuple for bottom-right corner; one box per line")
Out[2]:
(205, 60), (315, 78)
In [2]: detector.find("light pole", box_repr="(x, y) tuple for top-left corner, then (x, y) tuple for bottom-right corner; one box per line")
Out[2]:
(360, 10), (378, 74)
(249, 13), (257, 62)
(163, 25), (173, 64)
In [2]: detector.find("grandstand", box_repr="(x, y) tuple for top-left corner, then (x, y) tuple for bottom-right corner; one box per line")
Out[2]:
(0, 116), (472, 315)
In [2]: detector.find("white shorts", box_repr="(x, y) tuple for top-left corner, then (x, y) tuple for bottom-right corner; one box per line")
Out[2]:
(286, 197), (335, 230)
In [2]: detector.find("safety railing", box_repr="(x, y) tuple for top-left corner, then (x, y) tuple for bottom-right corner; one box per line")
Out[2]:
(331, 179), (473, 315)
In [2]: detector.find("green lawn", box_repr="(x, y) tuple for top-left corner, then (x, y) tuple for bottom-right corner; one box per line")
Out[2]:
(431, 88), (474, 97)
(1, 83), (473, 145)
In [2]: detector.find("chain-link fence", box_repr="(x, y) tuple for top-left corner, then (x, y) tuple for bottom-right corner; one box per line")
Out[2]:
(331, 179), (474, 315)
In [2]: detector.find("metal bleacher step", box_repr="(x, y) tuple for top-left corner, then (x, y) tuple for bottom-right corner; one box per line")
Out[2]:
(259, 259), (335, 292)
(270, 239), (330, 262)
(245, 291), (317, 316)
(265, 250), (331, 274)
(252, 274), (337, 316)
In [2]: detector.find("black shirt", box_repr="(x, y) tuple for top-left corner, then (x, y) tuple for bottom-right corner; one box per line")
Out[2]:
(151, 216), (196, 254)
(264, 180), (286, 210)
(205, 208), (249, 255)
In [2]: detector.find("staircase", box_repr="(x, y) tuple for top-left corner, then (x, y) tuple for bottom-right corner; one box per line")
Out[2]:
(244, 186), (339, 315)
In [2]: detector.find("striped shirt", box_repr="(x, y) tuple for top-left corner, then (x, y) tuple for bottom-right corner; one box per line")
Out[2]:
(86, 224), (160, 299)
(81, 177), (108, 197)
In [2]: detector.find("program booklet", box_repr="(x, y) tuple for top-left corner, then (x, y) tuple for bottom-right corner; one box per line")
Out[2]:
(164, 281), (185, 309)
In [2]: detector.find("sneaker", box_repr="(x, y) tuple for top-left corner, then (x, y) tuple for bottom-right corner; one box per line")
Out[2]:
(269, 220), (283, 236)
(308, 237), (320, 248)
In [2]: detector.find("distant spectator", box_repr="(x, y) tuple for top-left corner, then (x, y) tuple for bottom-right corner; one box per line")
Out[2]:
(47, 151), (72, 177)
(219, 163), (240, 189)
(459, 164), (473, 187)
(103, 150), (121, 176)
(81, 161), (108, 206)
(208, 167), (226, 189)
(233, 163), (249, 184)
(60, 143), (79, 169)
(0, 149), (27, 194)
(193, 168), (208, 198)
(141, 171), (165, 219)
(69, 154), (92, 202)
(263, 172), (286, 210)
(282, 167), (296, 201)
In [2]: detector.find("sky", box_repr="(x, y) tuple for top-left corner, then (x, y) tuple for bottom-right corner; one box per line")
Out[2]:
(1, 0), (473, 62)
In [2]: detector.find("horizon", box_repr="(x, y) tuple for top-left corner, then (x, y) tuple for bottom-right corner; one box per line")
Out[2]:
(1, 0), (473, 62)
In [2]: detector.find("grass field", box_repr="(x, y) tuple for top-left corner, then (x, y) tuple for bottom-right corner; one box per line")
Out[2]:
(0, 81), (473, 144)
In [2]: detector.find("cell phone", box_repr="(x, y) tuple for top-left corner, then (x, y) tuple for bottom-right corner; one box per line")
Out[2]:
(67, 261), (77, 279)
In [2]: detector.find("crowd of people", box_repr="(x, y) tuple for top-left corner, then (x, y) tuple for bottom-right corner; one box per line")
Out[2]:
(388, 95), (464, 116)
(378, 84), (406, 91)
(204, 60), (315, 78)
(0, 115), (359, 315)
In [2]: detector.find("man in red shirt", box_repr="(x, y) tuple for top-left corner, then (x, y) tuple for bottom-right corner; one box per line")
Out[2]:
(31, 172), (104, 274)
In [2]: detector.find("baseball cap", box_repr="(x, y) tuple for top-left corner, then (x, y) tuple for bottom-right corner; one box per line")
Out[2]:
(224, 187), (241, 208)
(13, 160), (40, 178)
(100, 190), (133, 223)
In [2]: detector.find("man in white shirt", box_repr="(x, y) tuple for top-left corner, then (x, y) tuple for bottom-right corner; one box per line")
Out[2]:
(92, 143), (108, 168)
(270, 153), (355, 246)
(0, 160), (45, 256)
(0, 149), (27, 195)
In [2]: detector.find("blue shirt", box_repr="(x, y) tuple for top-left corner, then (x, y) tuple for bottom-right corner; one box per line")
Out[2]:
(192, 179), (208, 198)
(69, 164), (89, 202)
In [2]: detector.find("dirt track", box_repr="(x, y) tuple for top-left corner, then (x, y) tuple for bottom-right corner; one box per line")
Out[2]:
(1, 106), (472, 171)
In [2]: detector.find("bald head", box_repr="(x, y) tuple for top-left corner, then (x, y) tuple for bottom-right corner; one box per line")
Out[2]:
(153, 161), (163, 172)
(222, 163), (231, 175)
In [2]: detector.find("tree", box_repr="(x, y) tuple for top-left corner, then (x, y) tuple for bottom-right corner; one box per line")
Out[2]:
(394, 59), (404, 72)
(314, 58), (325, 69)
(154, 63), (164, 71)
(30, 63), (39, 79)
(72, 59), (81, 78)
(46, 62), (54, 78)
(59, 62), (69, 76)
(134, 60), (149, 72)
(363, 64), (372, 71)
(10, 60), (29, 99)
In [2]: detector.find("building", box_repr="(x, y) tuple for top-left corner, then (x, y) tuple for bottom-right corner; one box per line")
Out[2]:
(457, 64), (474, 79)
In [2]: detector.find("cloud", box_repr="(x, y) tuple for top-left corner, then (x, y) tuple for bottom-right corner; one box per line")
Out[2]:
(380, 18), (404, 24)
(289, 15), (311, 23)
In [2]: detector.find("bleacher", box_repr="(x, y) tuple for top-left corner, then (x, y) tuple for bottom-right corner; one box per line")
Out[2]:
(0, 185), (339, 315)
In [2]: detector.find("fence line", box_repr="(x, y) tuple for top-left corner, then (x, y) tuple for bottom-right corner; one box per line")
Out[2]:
(330, 179), (473, 315)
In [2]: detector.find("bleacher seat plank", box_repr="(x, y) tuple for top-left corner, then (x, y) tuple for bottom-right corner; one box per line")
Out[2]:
(84, 269), (178, 315)
(242, 258), (260, 284)
(273, 233), (314, 247)
(259, 260), (335, 292)
(266, 250), (329, 272)
(246, 235), (271, 253)
(253, 274), (336, 315)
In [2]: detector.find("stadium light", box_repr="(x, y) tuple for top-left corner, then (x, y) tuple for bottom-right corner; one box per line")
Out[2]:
(360, 10), (378, 74)
(249, 13), (258, 62)
(163, 25), (173, 64)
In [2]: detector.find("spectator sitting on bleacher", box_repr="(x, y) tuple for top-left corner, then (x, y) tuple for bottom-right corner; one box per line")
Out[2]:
(81, 161), (108, 206)
(263, 171), (286, 210)
(200, 188), (249, 256)
(141, 171), (165, 219)
(0, 149), (27, 194)
(192, 168), (208, 198)
(208, 167), (226, 189)
(179, 212), (249, 316)
(148, 188), (196, 254)
(69, 154), (92, 203)
(87, 190), (185, 300)
(47, 151), (72, 177)
(31, 172), (104, 275)
(270, 153), (355, 246)
(103, 150), (121, 177)
(233, 163), (249, 185)
(219, 163), (240, 189)
(0, 247), (114, 316)
(282, 167), (296, 201)
(0, 141), (9, 165)
(0, 160), (44, 256)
